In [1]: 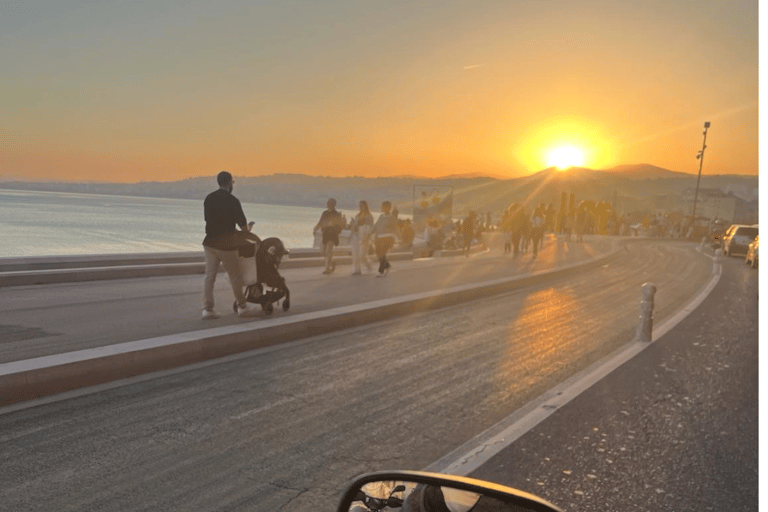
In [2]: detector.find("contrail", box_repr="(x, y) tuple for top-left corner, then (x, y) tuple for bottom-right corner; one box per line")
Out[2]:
(619, 101), (757, 149)
(463, 63), (488, 70)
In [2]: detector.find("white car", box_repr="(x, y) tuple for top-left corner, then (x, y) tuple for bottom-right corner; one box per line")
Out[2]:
(722, 225), (758, 257)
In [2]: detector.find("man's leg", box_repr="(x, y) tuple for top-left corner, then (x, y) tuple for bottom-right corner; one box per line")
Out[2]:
(203, 246), (220, 311)
(375, 238), (386, 272)
(217, 248), (247, 308)
(379, 237), (394, 273)
(323, 241), (335, 273)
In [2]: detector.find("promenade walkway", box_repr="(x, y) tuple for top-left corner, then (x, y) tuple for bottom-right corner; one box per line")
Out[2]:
(1, 235), (620, 404)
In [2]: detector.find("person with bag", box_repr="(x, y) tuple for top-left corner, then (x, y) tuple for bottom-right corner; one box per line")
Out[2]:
(350, 200), (374, 275)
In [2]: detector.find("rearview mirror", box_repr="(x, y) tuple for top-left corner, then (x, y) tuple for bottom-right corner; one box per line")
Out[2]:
(337, 470), (562, 512)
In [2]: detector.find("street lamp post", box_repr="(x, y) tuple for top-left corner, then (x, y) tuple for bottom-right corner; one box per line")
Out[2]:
(690, 121), (711, 222)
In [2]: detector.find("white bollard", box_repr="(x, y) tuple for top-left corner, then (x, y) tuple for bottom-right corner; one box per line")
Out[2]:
(635, 282), (657, 342)
(697, 236), (707, 252)
(713, 248), (723, 274)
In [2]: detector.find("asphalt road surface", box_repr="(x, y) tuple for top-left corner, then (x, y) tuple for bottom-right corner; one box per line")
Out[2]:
(0, 240), (714, 511)
(472, 252), (758, 511)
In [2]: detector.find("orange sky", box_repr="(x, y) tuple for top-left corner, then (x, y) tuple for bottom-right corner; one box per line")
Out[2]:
(0, 1), (759, 182)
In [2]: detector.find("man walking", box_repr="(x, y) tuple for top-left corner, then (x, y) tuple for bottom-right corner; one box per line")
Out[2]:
(313, 198), (344, 274)
(374, 200), (398, 276)
(202, 171), (259, 319)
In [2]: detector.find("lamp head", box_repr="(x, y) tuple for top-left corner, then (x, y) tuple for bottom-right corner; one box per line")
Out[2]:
(704, 121), (711, 128)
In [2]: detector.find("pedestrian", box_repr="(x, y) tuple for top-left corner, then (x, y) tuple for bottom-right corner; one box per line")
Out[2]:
(520, 209), (531, 253)
(564, 213), (573, 241)
(374, 200), (398, 276)
(313, 198), (344, 274)
(400, 219), (416, 248)
(509, 204), (526, 257)
(201, 171), (260, 319)
(463, 211), (476, 256)
(576, 208), (587, 243)
(531, 205), (545, 256)
(350, 200), (374, 275)
(500, 207), (513, 253)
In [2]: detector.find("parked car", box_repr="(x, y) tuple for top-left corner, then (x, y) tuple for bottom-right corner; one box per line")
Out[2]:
(721, 224), (758, 257)
(745, 235), (758, 268)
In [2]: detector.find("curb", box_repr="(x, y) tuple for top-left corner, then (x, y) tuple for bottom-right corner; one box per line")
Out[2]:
(0, 244), (622, 406)
(0, 251), (416, 287)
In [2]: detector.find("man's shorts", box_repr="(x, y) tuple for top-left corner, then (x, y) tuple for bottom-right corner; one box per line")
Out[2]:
(322, 228), (341, 246)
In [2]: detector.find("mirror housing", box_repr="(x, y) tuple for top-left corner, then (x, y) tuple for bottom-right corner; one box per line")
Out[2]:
(337, 470), (562, 512)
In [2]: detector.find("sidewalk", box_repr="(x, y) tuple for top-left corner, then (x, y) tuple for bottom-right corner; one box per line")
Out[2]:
(0, 235), (621, 405)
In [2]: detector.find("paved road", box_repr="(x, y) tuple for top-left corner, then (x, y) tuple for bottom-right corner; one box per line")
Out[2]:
(0, 239), (715, 512)
(0, 234), (614, 363)
(471, 254), (758, 511)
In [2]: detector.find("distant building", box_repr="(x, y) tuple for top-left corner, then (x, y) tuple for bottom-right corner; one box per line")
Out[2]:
(731, 194), (759, 225)
(681, 188), (737, 222)
(613, 195), (643, 216)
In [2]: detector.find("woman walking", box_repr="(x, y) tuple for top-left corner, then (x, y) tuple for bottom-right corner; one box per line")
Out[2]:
(350, 200), (374, 275)
(374, 201), (398, 276)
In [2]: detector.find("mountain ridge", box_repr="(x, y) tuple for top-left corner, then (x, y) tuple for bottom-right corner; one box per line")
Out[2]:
(0, 165), (757, 217)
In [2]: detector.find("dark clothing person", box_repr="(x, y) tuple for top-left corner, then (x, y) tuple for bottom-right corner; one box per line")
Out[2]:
(374, 202), (398, 276)
(531, 207), (545, 256)
(202, 172), (259, 319)
(314, 198), (344, 274)
(463, 212), (476, 256)
(318, 209), (344, 246)
(203, 188), (249, 250)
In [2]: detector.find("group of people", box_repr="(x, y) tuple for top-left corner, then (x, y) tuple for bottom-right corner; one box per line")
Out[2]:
(313, 198), (402, 277)
(200, 173), (406, 319)
(498, 203), (551, 257)
(198, 170), (597, 319)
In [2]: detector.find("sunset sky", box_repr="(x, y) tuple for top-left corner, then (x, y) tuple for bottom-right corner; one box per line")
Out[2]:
(1, 0), (759, 182)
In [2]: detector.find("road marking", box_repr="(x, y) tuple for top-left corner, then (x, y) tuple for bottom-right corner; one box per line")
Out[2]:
(426, 255), (722, 476)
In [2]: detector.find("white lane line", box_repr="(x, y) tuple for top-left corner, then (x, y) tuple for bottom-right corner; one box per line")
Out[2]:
(426, 255), (722, 476)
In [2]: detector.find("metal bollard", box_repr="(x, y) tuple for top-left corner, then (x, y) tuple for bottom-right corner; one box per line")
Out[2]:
(635, 282), (657, 342)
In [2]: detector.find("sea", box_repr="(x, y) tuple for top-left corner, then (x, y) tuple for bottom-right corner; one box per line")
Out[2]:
(0, 189), (333, 258)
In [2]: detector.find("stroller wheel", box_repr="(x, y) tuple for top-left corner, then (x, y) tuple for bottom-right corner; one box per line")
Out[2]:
(282, 298), (290, 311)
(263, 302), (274, 315)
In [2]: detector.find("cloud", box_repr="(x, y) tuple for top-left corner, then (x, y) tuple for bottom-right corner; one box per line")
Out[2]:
(463, 63), (488, 70)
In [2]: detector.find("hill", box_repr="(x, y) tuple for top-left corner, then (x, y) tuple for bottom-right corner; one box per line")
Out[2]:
(0, 166), (757, 218)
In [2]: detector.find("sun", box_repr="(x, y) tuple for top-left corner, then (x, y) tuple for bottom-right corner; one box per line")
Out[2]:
(547, 146), (586, 170)
(512, 118), (613, 173)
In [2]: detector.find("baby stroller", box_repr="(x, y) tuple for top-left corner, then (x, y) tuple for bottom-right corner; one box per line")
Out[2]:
(234, 237), (291, 315)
